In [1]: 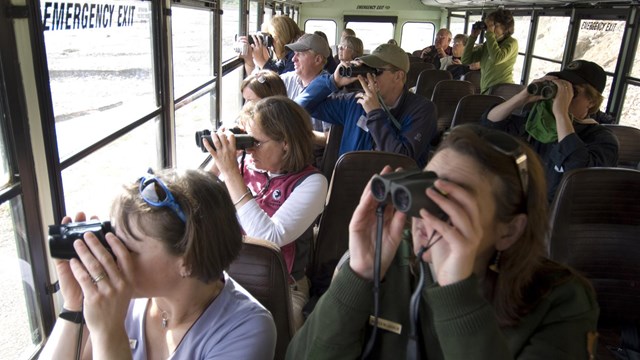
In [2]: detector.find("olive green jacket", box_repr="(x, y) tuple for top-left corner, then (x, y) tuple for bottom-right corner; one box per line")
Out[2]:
(462, 32), (518, 94)
(286, 240), (598, 360)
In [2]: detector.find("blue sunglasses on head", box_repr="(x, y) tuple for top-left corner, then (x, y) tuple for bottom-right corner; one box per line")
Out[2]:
(139, 175), (187, 223)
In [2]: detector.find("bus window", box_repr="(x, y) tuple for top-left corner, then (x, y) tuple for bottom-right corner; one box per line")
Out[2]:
(220, 66), (245, 128)
(173, 6), (215, 99)
(448, 16), (465, 38)
(574, 19), (625, 111)
(249, 0), (260, 32)
(62, 119), (160, 218)
(0, 129), (8, 187)
(305, 19), (337, 48)
(530, 16), (570, 80)
(0, 199), (43, 359)
(469, 15), (482, 44)
(222, 0), (241, 62)
(346, 21), (394, 54)
(512, 15), (532, 83)
(620, 84), (640, 128)
(42, 1), (156, 161)
(400, 22), (435, 54)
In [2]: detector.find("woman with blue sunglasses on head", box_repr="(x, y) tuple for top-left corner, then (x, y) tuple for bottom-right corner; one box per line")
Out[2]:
(40, 169), (276, 360)
(287, 124), (598, 360)
(205, 96), (328, 332)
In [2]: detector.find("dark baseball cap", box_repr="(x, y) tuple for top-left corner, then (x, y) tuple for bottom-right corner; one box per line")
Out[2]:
(547, 60), (606, 93)
(285, 34), (331, 58)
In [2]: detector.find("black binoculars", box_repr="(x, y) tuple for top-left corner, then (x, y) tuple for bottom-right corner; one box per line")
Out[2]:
(338, 63), (383, 78)
(370, 170), (448, 219)
(247, 32), (274, 47)
(49, 220), (114, 259)
(527, 80), (558, 99)
(472, 21), (487, 32)
(195, 129), (256, 153)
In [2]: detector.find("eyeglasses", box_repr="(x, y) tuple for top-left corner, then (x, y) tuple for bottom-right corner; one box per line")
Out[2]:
(480, 131), (529, 196)
(253, 139), (271, 148)
(139, 175), (187, 223)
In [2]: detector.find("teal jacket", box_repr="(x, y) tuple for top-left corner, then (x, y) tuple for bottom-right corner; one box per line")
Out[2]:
(462, 32), (518, 94)
(286, 240), (599, 360)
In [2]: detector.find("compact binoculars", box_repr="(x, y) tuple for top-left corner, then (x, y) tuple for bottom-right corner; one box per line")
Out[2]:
(370, 170), (448, 219)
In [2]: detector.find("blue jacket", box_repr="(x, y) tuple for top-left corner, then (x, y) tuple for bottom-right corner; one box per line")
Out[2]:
(296, 74), (437, 168)
(263, 49), (295, 75)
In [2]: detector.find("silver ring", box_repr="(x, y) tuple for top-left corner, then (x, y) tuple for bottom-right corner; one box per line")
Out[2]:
(92, 272), (107, 284)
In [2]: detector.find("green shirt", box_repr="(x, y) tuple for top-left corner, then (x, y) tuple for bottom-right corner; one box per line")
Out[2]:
(462, 32), (518, 94)
(286, 240), (599, 360)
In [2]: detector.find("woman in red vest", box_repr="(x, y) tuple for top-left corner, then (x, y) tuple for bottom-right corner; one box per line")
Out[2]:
(205, 96), (328, 331)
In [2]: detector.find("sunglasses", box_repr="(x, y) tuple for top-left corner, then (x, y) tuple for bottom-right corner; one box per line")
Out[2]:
(139, 175), (187, 223)
(480, 130), (529, 196)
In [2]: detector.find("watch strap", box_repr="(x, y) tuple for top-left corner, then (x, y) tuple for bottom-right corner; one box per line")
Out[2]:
(59, 308), (84, 324)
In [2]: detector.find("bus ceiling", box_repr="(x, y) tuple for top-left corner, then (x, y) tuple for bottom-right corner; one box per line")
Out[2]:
(419, 0), (639, 9)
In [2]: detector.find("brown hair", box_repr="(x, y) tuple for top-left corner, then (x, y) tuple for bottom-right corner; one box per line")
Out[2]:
(240, 70), (287, 99)
(268, 15), (303, 60)
(250, 96), (314, 173)
(487, 9), (515, 37)
(437, 124), (583, 326)
(111, 169), (242, 283)
(579, 83), (605, 115)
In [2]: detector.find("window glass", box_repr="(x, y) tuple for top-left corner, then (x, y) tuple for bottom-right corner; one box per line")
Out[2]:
(448, 17), (465, 39)
(575, 19), (624, 73)
(469, 15), (482, 44)
(62, 120), (160, 218)
(512, 15), (531, 53)
(172, 6), (214, 98)
(175, 91), (217, 170)
(346, 22), (394, 54)
(533, 16), (569, 61)
(41, 1), (156, 161)
(0, 198), (43, 359)
(400, 22), (435, 53)
(249, 1), (259, 32)
(513, 54), (525, 84)
(0, 124), (9, 189)
(631, 34), (640, 78)
(529, 58), (562, 82)
(220, 66), (244, 129)
(620, 84), (640, 128)
(222, 0), (241, 62)
(305, 20), (337, 48)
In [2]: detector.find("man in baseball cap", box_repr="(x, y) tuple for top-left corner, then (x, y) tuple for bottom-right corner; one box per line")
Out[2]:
(295, 42), (437, 168)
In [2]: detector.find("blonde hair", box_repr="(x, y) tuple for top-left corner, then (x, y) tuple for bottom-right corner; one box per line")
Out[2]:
(268, 16), (303, 59)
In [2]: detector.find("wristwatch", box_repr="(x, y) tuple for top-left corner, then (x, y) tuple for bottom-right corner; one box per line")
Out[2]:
(59, 308), (84, 324)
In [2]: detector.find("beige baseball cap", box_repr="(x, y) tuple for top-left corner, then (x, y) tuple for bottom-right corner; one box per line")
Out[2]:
(357, 44), (410, 73)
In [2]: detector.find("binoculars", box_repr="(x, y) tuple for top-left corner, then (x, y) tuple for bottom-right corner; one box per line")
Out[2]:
(370, 170), (448, 219)
(338, 63), (382, 78)
(195, 129), (255, 153)
(472, 21), (487, 32)
(527, 80), (558, 99)
(49, 220), (114, 259)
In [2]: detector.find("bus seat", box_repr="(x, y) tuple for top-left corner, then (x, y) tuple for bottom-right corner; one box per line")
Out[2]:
(407, 62), (437, 89)
(414, 69), (452, 100)
(431, 79), (475, 133)
(450, 94), (504, 128)
(602, 124), (640, 169)
(307, 151), (418, 305)
(487, 83), (525, 100)
(408, 55), (423, 63)
(548, 167), (640, 359)
(318, 124), (344, 183)
(460, 70), (481, 94)
(228, 236), (294, 360)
